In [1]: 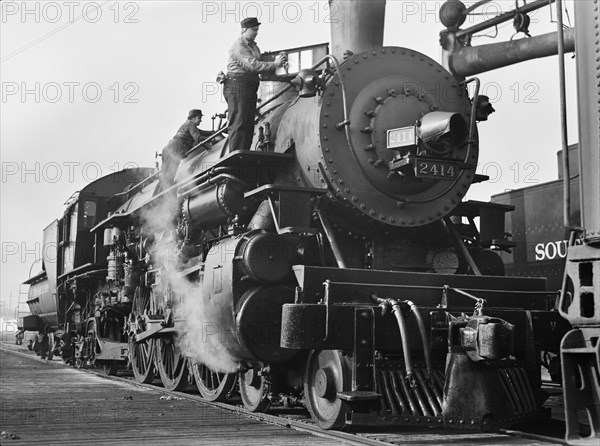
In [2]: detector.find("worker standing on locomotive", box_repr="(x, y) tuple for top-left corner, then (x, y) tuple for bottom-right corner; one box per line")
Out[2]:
(224, 17), (287, 152)
(160, 109), (212, 190)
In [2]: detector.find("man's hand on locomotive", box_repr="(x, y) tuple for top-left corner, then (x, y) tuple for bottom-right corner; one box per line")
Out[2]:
(275, 52), (288, 68)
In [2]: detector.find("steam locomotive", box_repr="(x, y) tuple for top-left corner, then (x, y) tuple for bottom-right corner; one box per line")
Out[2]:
(23, 0), (570, 431)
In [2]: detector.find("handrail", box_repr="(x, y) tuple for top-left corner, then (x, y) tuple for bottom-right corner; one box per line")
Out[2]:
(320, 279), (558, 295)
(455, 0), (557, 38)
(185, 125), (228, 158)
(110, 170), (160, 200)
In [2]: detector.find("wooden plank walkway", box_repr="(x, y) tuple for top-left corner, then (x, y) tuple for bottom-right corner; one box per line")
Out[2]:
(0, 348), (345, 445)
(0, 343), (578, 446)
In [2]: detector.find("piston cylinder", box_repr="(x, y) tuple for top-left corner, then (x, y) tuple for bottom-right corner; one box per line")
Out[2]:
(182, 179), (258, 228)
(236, 285), (297, 362)
(236, 232), (295, 284)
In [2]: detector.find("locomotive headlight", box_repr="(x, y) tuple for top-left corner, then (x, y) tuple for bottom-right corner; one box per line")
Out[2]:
(418, 111), (468, 156)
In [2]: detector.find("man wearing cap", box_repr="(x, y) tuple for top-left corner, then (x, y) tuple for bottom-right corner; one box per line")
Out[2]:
(225, 17), (286, 152)
(160, 109), (212, 189)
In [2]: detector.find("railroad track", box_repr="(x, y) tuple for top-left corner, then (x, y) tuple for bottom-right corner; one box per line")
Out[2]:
(0, 344), (568, 446)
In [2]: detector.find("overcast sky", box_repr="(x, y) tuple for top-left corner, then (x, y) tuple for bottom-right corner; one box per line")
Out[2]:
(0, 0), (579, 312)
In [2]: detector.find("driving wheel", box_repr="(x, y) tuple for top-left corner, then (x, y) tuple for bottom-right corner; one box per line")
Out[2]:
(239, 365), (272, 412)
(191, 360), (236, 402)
(129, 286), (156, 383)
(155, 336), (190, 391)
(304, 350), (350, 430)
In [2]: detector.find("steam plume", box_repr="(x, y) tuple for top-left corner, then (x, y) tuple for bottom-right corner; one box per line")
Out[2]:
(140, 189), (239, 373)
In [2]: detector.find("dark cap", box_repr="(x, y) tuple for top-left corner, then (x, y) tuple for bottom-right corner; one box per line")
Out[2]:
(188, 109), (203, 119)
(241, 17), (261, 29)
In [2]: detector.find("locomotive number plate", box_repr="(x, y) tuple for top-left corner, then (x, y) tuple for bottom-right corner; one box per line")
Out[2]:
(415, 161), (458, 180)
(387, 126), (416, 149)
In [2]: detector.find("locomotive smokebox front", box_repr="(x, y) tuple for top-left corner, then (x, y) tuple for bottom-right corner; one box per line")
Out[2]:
(278, 47), (478, 229)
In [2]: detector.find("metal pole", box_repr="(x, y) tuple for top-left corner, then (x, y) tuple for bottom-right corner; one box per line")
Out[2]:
(455, 0), (556, 38)
(449, 28), (575, 77)
(316, 209), (347, 268)
(442, 217), (482, 276)
(556, 0), (571, 230)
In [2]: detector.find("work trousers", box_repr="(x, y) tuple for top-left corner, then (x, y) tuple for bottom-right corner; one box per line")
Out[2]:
(160, 138), (188, 190)
(223, 76), (259, 152)
(40, 335), (49, 359)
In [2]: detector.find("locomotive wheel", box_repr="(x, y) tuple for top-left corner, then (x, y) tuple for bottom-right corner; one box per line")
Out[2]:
(239, 366), (272, 413)
(304, 350), (350, 430)
(130, 337), (156, 383)
(155, 336), (190, 391)
(129, 286), (156, 384)
(191, 360), (236, 402)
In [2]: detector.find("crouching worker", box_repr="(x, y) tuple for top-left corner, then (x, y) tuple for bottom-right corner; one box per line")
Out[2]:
(160, 109), (212, 190)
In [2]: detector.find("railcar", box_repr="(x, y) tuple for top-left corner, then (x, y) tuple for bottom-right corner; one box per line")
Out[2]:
(492, 146), (580, 292)
(22, 168), (155, 371)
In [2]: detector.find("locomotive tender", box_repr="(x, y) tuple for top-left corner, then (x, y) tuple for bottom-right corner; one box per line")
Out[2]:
(24, 0), (572, 431)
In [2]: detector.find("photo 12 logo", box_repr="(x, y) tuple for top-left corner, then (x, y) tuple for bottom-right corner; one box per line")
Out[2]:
(200, 1), (339, 24)
(1, 161), (141, 184)
(1, 2), (140, 24)
(397, 1), (542, 25)
(2, 82), (140, 104)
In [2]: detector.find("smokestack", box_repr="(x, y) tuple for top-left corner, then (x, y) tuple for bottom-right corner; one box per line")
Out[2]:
(329, 0), (386, 61)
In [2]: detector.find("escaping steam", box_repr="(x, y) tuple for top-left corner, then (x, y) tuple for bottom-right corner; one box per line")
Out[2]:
(139, 190), (239, 373)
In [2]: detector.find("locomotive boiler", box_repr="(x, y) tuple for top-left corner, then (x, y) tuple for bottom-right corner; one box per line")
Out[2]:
(23, 0), (574, 432)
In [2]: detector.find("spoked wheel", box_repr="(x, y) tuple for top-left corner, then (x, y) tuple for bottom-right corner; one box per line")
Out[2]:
(191, 361), (236, 402)
(239, 365), (271, 412)
(129, 286), (156, 384)
(155, 336), (190, 391)
(130, 337), (155, 383)
(304, 350), (350, 430)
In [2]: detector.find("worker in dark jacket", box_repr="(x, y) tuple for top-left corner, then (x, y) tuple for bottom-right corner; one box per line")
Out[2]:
(224, 17), (287, 152)
(160, 109), (212, 189)
(40, 325), (50, 360)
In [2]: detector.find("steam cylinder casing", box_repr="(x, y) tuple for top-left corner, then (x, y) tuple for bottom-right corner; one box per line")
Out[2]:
(182, 179), (259, 228)
(201, 232), (299, 363)
(275, 47), (478, 229)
